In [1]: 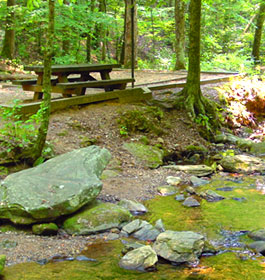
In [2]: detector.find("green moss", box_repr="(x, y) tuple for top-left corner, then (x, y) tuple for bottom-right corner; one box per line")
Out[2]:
(32, 223), (58, 235)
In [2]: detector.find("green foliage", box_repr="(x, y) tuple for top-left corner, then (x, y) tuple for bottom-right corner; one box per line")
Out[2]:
(117, 106), (165, 136)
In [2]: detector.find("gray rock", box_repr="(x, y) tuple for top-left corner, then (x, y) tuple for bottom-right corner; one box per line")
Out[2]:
(0, 146), (111, 224)
(155, 219), (165, 233)
(220, 154), (265, 174)
(186, 186), (196, 195)
(175, 194), (185, 201)
(216, 187), (234, 192)
(123, 143), (164, 169)
(121, 219), (160, 241)
(214, 133), (253, 150)
(190, 176), (209, 187)
(250, 142), (265, 156)
(182, 197), (200, 207)
(118, 199), (147, 215)
(248, 241), (265, 255)
(122, 242), (145, 255)
(248, 229), (265, 241)
(200, 190), (225, 202)
(63, 201), (132, 235)
(119, 245), (158, 271)
(157, 185), (178, 196)
(163, 165), (213, 177)
(166, 176), (181, 186)
(0, 255), (6, 274)
(153, 230), (205, 263)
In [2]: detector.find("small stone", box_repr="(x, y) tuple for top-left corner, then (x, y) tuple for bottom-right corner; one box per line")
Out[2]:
(122, 242), (144, 255)
(118, 199), (147, 215)
(248, 241), (265, 255)
(182, 197), (200, 207)
(175, 194), (185, 201)
(190, 176), (209, 187)
(76, 255), (97, 262)
(186, 186), (196, 195)
(200, 190), (225, 202)
(155, 219), (165, 233)
(166, 176), (181, 186)
(232, 197), (246, 202)
(248, 229), (265, 241)
(216, 187), (234, 192)
(106, 233), (120, 240)
(157, 185), (178, 196)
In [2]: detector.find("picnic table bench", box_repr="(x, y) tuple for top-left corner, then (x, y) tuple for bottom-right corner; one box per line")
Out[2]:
(12, 64), (134, 101)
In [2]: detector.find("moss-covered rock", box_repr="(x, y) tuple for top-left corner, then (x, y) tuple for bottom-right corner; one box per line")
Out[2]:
(63, 201), (132, 235)
(123, 142), (164, 169)
(32, 223), (58, 235)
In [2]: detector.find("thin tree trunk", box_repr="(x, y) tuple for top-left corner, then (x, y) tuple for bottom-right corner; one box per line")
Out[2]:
(86, 0), (95, 62)
(62, 0), (70, 54)
(174, 0), (185, 70)
(100, 0), (107, 61)
(1, 0), (15, 59)
(252, 2), (265, 64)
(123, 0), (138, 68)
(33, 0), (54, 162)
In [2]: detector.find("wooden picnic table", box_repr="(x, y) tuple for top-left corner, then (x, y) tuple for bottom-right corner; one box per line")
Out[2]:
(13, 64), (134, 101)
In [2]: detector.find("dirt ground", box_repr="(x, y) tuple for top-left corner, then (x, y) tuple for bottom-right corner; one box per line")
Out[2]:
(0, 70), (230, 266)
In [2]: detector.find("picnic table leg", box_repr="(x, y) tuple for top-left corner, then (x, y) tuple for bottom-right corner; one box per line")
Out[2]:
(33, 74), (44, 101)
(100, 70), (112, 92)
(58, 74), (72, 98)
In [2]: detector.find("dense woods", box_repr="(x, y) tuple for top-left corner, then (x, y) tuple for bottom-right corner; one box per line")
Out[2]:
(0, 0), (264, 71)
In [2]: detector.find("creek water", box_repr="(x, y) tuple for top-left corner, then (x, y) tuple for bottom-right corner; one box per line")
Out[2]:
(2, 173), (265, 279)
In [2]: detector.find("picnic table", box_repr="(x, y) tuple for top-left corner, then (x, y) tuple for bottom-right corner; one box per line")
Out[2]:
(13, 64), (134, 101)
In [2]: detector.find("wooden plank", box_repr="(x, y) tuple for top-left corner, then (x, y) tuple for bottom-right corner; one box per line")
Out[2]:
(24, 64), (121, 74)
(57, 78), (134, 89)
(0, 88), (149, 114)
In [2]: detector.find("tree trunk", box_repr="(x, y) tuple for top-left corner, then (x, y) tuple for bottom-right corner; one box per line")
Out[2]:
(1, 0), (15, 59)
(174, 0), (186, 70)
(123, 0), (138, 68)
(62, 0), (70, 55)
(99, 0), (107, 61)
(86, 0), (95, 62)
(176, 0), (218, 133)
(252, 2), (265, 64)
(32, 0), (54, 162)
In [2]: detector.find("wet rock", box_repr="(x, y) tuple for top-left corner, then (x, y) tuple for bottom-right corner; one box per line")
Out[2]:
(200, 190), (225, 202)
(202, 241), (218, 256)
(182, 197), (200, 207)
(121, 219), (160, 241)
(248, 241), (265, 255)
(118, 199), (147, 215)
(122, 242), (144, 255)
(157, 185), (178, 196)
(163, 165), (213, 177)
(190, 176), (209, 187)
(214, 133), (253, 150)
(186, 186), (196, 195)
(166, 176), (181, 186)
(123, 142), (164, 169)
(0, 255), (6, 274)
(155, 219), (165, 233)
(216, 187), (234, 192)
(175, 194), (185, 201)
(119, 245), (158, 272)
(232, 197), (246, 202)
(248, 229), (265, 241)
(75, 255), (97, 262)
(63, 201), (132, 235)
(153, 230), (205, 263)
(0, 146), (111, 224)
(220, 154), (265, 174)
(32, 223), (58, 235)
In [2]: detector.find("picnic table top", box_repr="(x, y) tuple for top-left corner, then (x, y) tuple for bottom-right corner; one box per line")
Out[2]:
(24, 63), (121, 73)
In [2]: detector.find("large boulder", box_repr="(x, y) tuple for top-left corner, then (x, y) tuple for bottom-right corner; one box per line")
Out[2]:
(153, 230), (205, 263)
(63, 201), (132, 235)
(119, 245), (158, 271)
(123, 142), (164, 169)
(0, 146), (111, 224)
(220, 155), (265, 174)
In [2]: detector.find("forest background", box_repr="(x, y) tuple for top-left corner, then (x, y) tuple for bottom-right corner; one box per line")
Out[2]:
(0, 0), (264, 72)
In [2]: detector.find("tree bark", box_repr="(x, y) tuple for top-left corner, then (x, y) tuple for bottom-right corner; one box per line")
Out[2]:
(1, 0), (15, 59)
(174, 0), (186, 70)
(99, 0), (107, 61)
(86, 0), (95, 62)
(176, 0), (218, 133)
(32, 0), (54, 162)
(252, 2), (265, 64)
(123, 0), (138, 68)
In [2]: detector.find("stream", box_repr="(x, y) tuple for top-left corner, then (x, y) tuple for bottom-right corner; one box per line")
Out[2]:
(2, 173), (265, 279)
